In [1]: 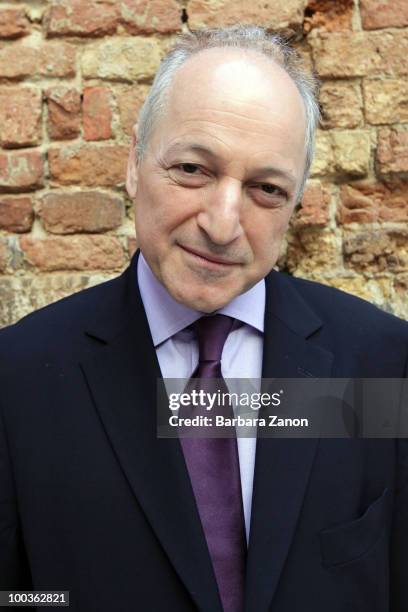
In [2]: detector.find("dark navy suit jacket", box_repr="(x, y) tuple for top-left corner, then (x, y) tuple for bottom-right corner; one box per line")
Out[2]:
(1, 250), (407, 611)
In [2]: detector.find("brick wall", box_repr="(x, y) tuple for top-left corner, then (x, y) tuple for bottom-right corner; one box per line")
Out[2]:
(0, 0), (407, 327)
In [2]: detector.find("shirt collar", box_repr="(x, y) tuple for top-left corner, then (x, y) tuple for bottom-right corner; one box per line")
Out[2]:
(137, 252), (265, 348)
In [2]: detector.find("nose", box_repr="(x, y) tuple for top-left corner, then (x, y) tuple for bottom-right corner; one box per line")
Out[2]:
(196, 178), (244, 245)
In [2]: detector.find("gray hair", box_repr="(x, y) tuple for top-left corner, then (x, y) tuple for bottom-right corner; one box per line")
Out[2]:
(136, 24), (320, 200)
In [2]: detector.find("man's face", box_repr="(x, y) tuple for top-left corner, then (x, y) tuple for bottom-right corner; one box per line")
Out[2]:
(127, 48), (307, 313)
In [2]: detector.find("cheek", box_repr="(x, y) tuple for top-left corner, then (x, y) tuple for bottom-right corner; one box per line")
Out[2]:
(244, 210), (292, 266)
(135, 184), (198, 246)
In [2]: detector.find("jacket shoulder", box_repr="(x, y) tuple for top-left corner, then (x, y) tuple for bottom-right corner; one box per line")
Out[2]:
(0, 271), (126, 364)
(286, 274), (408, 332)
(279, 273), (408, 370)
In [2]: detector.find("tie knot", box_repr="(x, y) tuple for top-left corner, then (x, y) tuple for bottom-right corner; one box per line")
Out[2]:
(194, 314), (234, 363)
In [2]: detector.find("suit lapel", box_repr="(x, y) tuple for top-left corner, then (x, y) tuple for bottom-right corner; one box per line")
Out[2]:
(245, 272), (334, 612)
(80, 252), (222, 612)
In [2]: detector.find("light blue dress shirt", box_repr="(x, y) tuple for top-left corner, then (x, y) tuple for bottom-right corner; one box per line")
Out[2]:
(137, 252), (265, 542)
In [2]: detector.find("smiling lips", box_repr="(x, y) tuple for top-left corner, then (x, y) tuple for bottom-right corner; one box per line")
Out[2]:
(179, 244), (239, 266)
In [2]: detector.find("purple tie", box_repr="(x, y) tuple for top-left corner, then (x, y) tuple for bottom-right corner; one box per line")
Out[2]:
(180, 315), (246, 612)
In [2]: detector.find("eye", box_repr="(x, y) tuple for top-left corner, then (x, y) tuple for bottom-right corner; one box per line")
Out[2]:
(248, 182), (288, 206)
(177, 163), (202, 174)
(259, 183), (286, 197)
(167, 162), (210, 187)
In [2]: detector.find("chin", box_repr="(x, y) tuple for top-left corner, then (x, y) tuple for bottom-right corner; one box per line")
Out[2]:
(170, 284), (236, 313)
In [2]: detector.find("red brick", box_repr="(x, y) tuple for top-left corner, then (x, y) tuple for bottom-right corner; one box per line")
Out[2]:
(338, 184), (378, 224)
(115, 85), (149, 137)
(360, 0), (408, 30)
(119, 0), (181, 34)
(343, 230), (408, 272)
(38, 191), (124, 234)
(48, 144), (128, 187)
(83, 87), (113, 141)
(44, 0), (118, 37)
(0, 7), (29, 39)
(0, 87), (42, 148)
(46, 87), (81, 141)
(304, 0), (353, 33)
(292, 182), (330, 228)
(338, 181), (408, 224)
(0, 150), (44, 193)
(0, 40), (76, 80)
(338, 208), (378, 224)
(377, 127), (408, 175)
(20, 235), (126, 271)
(0, 196), (34, 232)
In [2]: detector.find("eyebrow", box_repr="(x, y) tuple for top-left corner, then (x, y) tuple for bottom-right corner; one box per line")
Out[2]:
(162, 142), (297, 187)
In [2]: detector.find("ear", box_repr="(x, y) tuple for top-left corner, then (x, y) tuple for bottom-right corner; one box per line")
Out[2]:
(126, 123), (139, 199)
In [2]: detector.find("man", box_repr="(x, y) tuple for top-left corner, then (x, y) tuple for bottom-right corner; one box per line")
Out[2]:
(0, 25), (407, 612)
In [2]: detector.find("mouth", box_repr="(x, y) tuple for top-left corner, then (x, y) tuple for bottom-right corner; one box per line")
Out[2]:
(178, 244), (239, 268)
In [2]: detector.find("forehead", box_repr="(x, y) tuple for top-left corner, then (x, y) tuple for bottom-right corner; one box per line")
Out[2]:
(166, 47), (305, 130)
(149, 47), (307, 180)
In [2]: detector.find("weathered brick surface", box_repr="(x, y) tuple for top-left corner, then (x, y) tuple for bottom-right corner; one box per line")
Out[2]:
(292, 181), (330, 228)
(120, 0), (181, 34)
(311, 130), (371, 177)
(81, 38), (162, 81)
(338, 181), (408, 224)
(286, 230), (342, 278)
(0, 40), (76, 79)
(127, 235), (138, 258)
(83, 87), (113, 141)
(311, 131), (335, 176)
(0, 150), (44, 193)
(0, 236), (23, 273)
(44, 0), (118, 37)
(363, 79), (408, 125)
(48, 144), (128, 187)
(0, 196), (34, 232)
(0, 87), (42, 148)
(377, 126), (408, 174)
(0, 273), (117, 327)
(115, 85), (149, 137)
(304, 0), (353, 33)
(0, 0), (407, 325)
(188, 0), (305, 29)
(0, 238), (7, 273)
(0, 7), (29, 39)
(332, 131), (371, 177)
(311, 31), (408, 77)
(360, 0), (408, 30)
(46, 87), (81, 141)
(392, 274), (408, 319)
(326, 276), (393, 312)
(38, 191), (124, 233)
(319, 81), (363, 129)
(20, 235), (126, 271)
(344, 231), (408, 272)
